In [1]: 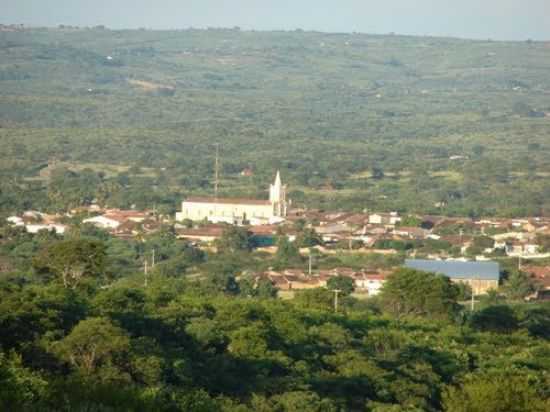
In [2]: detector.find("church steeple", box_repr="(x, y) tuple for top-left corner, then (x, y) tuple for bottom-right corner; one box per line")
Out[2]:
(274, 170), (281, 187)
(269, 170), (287, 217)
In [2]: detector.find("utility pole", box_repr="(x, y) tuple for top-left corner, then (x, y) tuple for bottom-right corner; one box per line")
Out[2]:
(214, 143), (220, 199)
(332, 289), (342, 313)
(470, 290), (475, 311)
(144, 259), (149, 288)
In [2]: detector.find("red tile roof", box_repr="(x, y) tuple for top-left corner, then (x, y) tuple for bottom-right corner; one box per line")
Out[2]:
(249, 225), (278, 235)
(524, 265), (550, 290)
(176, 225), (225, 237)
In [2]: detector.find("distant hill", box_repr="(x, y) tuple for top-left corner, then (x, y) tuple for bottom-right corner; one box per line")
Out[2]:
(0, 28), (549, 216)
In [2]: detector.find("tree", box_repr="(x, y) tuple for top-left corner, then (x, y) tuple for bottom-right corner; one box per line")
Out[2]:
(238, 275), (278, 299)
(518, 306), (550, 339)
(295, 228), (322, 248)
(293, 288), (334, 311)
(398, 215), (421, 227)
(455, 282), (472, 301)
(0, 351), (47, 409)
(502, 270), (535, 300)
(371, 166), (385, 180)
(33, 239), (106, 288)
(466, 236), (494, 256)
(443, 373), (549, 412)
(536, 234), (550, 252)
(256, 278), (278, 299)
(275, 235), (302, 268)
(469, 305), (519, 333)
(215, 226), (253, 254)
(269, 391), (337, 412)
(52, 317), (130, 375)
(379, 269), (460, 319)
(326, 275), (355, 296)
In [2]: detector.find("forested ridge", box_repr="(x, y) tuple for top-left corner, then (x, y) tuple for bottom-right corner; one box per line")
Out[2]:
(1, 27), (550, 216)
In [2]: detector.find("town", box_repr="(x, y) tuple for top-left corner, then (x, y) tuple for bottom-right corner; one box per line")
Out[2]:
(5, 171), (550, 301)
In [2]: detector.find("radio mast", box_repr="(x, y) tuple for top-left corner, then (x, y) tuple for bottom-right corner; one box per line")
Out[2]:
(214, 143), (220, 199)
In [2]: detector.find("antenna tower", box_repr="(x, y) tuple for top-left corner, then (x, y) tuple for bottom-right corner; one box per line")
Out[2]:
(214, 143), (220, 199)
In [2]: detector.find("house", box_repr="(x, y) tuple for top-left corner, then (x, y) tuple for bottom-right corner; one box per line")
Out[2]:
(175, 225), (225, 242)
(83, 215), (122, 230)
(522, 265), (550, 290)
(393, 226), (429, 239)
(111, 220), (141, 238)
(353, 272), (388, 296)
(176, 171), (288, 225)
(263, 270), (326, 291)
(6, 216), (24, 226)
(492, 232), (528, 242)
(404, 259), (500, 295)
(82, 209), (151, 231)
(369, 212), (401, 226)
(104, 209), (150, 223)
(25, 224), (67, 235)
(6, 213), (66, 234)
(316, 223), (354, 235)
(504, 240), (540, 257)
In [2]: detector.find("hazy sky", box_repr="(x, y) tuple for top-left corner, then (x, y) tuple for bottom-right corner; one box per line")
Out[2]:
(2, 0), (549, 41)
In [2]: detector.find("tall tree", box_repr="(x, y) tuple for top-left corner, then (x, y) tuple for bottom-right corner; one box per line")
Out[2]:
(52, 317), (130, 375)
(326, 275), (355, 296)
(33, 239), (106, 289)
(275, 235), (302, 268)
(379, 268), (460, 319)
(502, 270), (535, 300)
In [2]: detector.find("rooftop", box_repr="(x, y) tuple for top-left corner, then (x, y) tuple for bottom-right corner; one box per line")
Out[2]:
(184, 196), (271, 206)
(404, 259), (500, 281)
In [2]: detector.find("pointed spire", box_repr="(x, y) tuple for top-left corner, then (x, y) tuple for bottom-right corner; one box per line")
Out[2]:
(274, 170), (281, 186)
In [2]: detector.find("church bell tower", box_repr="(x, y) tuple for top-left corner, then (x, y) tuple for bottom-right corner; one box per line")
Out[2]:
(269, 171), (287, 217)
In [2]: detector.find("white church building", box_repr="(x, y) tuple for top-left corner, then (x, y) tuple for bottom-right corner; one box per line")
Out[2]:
(176, 171), (288, 225)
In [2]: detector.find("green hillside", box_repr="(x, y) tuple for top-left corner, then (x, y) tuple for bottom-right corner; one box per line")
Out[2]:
(1, 27), (550, 216)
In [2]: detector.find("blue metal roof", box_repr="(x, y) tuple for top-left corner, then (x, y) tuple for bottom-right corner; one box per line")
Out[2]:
(404, 259), (500, 281)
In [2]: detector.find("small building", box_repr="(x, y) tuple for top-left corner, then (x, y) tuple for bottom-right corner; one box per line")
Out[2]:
(504, 241), (540, 257)
(6, 216), (24, 226)
(404, 259), (500, 295)
(522, 266), (550, 291)
(82, 210), (150, 231)
(393, 226), (429, 239)
(369, 212), (401, 226)
(26, 224), (67, 235)
(7, 214), (66, 234)
(83, 215), (121, 230)
(175, 225), (225, 243)
(354, 273), (388, 296)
